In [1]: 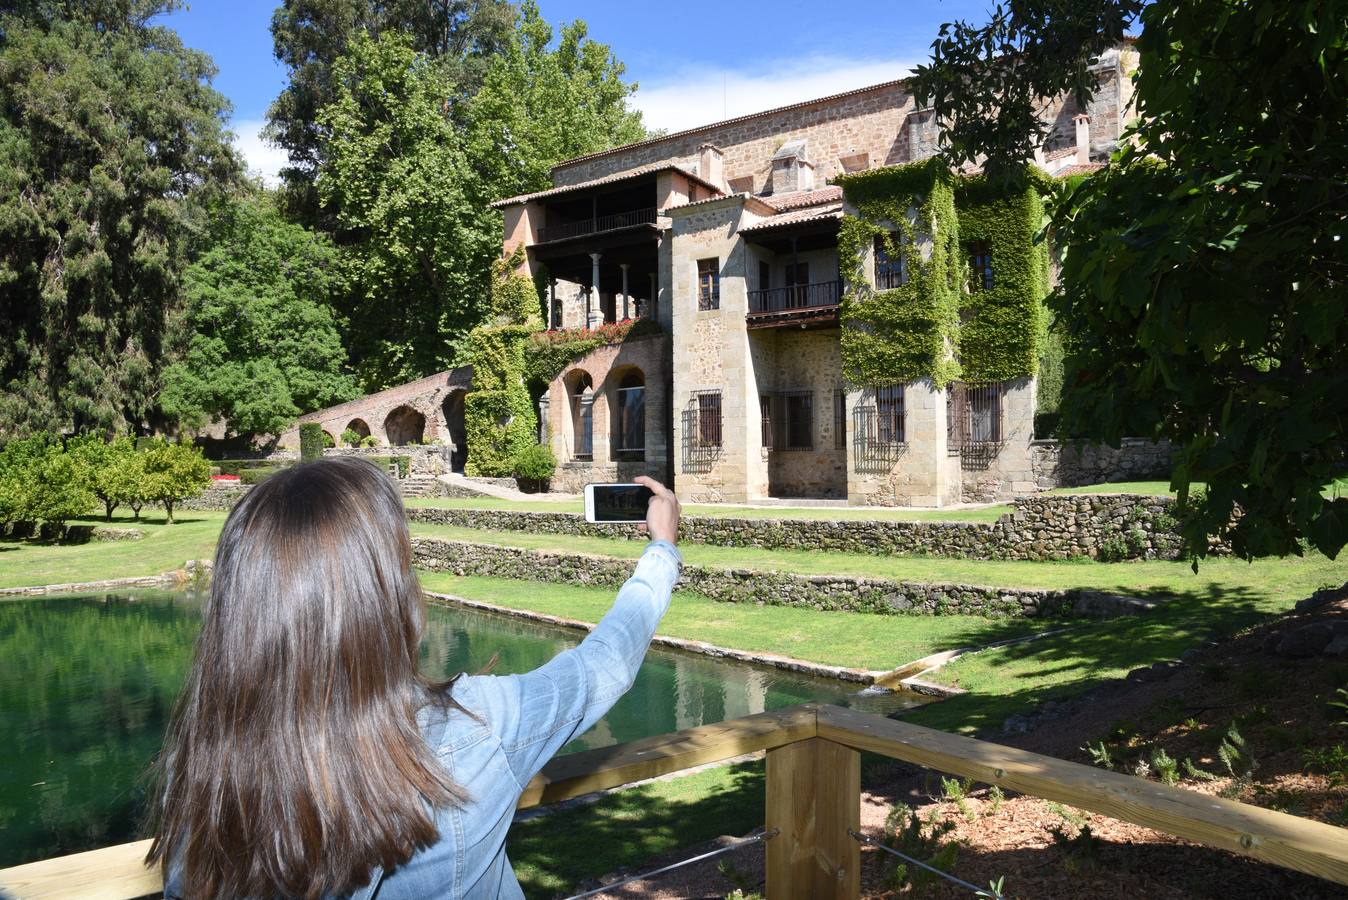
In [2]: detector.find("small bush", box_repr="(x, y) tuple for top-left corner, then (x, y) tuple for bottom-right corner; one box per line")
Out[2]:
(299, 423), (324, 462)
(364, 455), (410, 478)
(239, 466), (288, 485)
(341, 428), (362, 447)
(360, 435), (379, 448)
(512, 443), (556, 481)
(322, 430), (335, 448)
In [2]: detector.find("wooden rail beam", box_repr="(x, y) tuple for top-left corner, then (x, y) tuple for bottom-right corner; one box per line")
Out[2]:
(818, 704), (1348, 887)
(0, 840), (157, 900)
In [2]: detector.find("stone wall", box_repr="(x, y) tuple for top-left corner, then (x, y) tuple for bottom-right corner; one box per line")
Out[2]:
(181, 483), (253, 511)
(411, 535), (1156, 618)
(262, 445), (455, 478)
(406, 492), (1190, 562)
(1030, 438), (1174, 490)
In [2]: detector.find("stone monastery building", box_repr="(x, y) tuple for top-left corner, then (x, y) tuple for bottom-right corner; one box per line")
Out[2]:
(491, 43), (1137, 505)
(293, 43), (1139, 506)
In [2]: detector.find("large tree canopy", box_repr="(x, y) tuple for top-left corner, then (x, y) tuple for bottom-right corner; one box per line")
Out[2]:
(316, 31), (498, 390)
(464, 0), (647, 204)
(265, 0), (515, 225)
(160, 191), (358, 437)
(0, 4), (238, 438)
(913, 0), (1348, 561)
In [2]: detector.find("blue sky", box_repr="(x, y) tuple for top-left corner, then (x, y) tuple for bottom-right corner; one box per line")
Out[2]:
(158, 0), (999, 182)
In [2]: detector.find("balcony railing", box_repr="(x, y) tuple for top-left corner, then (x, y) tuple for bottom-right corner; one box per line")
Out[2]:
(9, 703), (1348, 898)
(537, 207), (657, 243)
(748, 280), (842, 315)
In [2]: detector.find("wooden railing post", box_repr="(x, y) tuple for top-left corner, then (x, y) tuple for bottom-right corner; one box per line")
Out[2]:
(765, 737), (860, 900)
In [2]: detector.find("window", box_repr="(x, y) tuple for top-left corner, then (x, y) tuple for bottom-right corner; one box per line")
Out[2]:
(876, 384), (905, 444)
(760, 394), (773, 450)
(613, 371), (645, 460)
(697, 258), (720, 310)
(873, 235), (906, 289)
(766, 391), (813, 451)
(785, 261), (809, 286)
(568, 372), (593, 460)
(969, 384), (1002, 443)
(968, 241), (993, 292)
(696, 391), (722, 447)
(833, 389), (846, 450)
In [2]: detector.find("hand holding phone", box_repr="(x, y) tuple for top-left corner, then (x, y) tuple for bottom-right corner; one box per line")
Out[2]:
(585, 477), (680, 544)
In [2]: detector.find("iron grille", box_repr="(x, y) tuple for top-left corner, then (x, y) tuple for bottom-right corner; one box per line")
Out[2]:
(852, 385), (906, 471)
(947, 381), (1006, 468)
(681, 391), (722, 472)
(833, 389), (846, 450)
(746, 280), (842, 314)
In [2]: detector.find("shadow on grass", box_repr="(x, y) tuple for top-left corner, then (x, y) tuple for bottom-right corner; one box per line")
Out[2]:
(509, 760), (764, 899)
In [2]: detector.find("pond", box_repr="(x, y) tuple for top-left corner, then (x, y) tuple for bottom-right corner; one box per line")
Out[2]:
(0, 591), (925, 868)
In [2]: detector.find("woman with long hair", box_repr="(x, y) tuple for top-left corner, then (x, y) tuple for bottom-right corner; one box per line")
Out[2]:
(146, 458), (682, 898)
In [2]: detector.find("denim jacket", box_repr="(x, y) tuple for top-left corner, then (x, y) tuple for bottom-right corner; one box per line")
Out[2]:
(163, 540), (681, 900)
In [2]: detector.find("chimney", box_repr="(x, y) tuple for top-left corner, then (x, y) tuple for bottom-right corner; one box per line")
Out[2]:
(698, 143), (725, 193)
(1074, 114), (1091, 165)
(770, 139), (809, 195)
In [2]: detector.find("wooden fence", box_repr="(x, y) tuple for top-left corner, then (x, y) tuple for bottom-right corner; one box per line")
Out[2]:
(5, 703), (1348, 899)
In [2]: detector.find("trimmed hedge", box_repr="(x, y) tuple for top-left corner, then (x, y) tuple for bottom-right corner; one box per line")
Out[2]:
(299, 423), (324, 462)
(239, 465), (288, 484)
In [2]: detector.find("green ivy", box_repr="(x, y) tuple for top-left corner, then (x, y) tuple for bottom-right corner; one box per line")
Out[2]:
(837, 159), (962, 387)
(836, 160), (1050, 386)
(298, 423), (325, 462)
(521, 318), (663, 387)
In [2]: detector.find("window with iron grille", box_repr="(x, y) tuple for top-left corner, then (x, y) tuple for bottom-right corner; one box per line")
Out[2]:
(682, 390), (722, 472)
(780, 391), (813, 451)
(697, 258), (720, 310)
(833, 389), (846, 450)
(947, 381), (1006, 466)
(873, 235), (906, 289)
(613, 371), (645, 461)
(876, 384), (905, 444)
(967, 241), (993, 292)
(760, 394), (773, 451)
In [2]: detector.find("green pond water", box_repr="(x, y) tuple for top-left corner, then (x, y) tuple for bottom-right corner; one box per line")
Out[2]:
(0, 591), (924, 868)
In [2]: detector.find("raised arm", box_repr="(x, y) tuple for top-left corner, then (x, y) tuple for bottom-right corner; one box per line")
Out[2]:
(455, 477), (682, 787)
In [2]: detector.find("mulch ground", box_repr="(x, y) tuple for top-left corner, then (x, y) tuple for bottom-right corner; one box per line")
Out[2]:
(576, 585), (1348, 899)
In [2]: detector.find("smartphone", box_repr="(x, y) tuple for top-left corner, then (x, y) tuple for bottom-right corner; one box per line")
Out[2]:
(584, 482), (654, 524)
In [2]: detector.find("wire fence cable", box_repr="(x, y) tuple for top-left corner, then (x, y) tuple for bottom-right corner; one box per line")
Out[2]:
(849, 828), (1005, 899)
(562, 829), (778, 900)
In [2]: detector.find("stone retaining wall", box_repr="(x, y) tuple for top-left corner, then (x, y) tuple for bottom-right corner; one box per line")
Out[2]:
(182, 483), (254, 511)
(1030, 438), (1174, 490)
(411, 536), (1155, 618)
(0, 522), (144, 542)
(407, 493), (1188, 562)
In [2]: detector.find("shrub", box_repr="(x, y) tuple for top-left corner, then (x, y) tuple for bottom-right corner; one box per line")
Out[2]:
(360, 435), (379, 448)
(512, 443), (556, 485)
(0, 436), (95, 526)
(299, 423), (325, 462)
(341, 428), (362, 447)
(364, 456), (410, 478)
(239, 466), (288, 485)
(322, 430), (335, 448)
(139, 439), (212, 523)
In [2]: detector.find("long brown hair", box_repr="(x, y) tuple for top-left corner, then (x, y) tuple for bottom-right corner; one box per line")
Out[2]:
(146, 457), (466, 898)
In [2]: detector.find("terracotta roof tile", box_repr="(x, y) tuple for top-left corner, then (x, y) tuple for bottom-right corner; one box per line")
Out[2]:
(760, 185), (844, 211)
(491, 163), (722, 208)
(740, 202), (844, 232)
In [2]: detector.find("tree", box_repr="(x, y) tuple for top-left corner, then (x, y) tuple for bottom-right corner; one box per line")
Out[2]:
(912, 0), (1348, 560)
(265, 0), (515, 225)
(159, 192), (358, 437)
(139, 438), (210, 524)
(0, 436), (94, 526)
(316, 31), (499, 390)
(69, 434), (143, 520)
(463, 1), (647, 204)
(0, 7), (239, 437)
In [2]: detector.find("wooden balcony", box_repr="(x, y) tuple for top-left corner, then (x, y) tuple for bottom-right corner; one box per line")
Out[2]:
(747, 280), (842, 329)
(7, 704), (1348, 898)
(537, 207), (657, 244)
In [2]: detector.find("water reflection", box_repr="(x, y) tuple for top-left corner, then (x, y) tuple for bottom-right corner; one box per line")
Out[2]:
(0, 592), (924, 867)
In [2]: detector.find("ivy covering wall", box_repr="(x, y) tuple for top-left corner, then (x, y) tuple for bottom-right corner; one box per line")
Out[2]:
(837, 160), (1051, 387)
(463, 248), (542, 477)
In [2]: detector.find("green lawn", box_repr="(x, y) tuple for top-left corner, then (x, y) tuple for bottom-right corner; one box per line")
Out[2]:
(407, 495), (1011, 523)
(0, 510), (226, 589)
(417, 572), (1046, 672)
(1045, 480), (1194, 496)
(408, 521), (1348, 600)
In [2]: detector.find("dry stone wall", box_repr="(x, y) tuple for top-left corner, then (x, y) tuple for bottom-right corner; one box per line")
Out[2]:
(406, 492), (1190, 561)
(411, 536), (1154, 618)
(1030, 438), (1174, 490)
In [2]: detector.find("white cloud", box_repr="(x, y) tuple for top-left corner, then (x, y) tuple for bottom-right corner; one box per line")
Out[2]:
(628, 55), (922, 135)
(230, 118), (289, 187)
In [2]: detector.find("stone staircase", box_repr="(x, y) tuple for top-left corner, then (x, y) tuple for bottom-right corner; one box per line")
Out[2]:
(397, 477), (449, 499)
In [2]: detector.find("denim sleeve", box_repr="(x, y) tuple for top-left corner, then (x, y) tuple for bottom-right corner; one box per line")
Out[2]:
(455, 540), (682, 789)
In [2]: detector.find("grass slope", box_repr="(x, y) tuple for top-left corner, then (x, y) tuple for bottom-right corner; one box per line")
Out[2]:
(417, 572), (1046, 672)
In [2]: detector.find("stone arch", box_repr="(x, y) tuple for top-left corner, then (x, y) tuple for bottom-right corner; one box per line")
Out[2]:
(384, 405), (426, 446)
(607, 365), (646, 461)
(441, 389), (468, 472)
(322, 430), (337, 449)
(563, 369), (594, 461)
(345, 418), (371, 442)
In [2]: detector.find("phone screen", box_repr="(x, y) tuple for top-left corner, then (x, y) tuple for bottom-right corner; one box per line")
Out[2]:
(589, 483), (654, 523)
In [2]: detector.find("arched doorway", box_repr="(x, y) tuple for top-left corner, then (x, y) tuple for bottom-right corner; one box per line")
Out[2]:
(345, 418), (371, 445)
(610, 368), (645, 461)
(441, 390), (467, 473)
(565, 370), (594, 461)
(384, 405), (426, 446)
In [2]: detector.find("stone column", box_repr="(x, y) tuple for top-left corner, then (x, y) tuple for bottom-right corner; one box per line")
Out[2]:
(589, 252), (602, 328)
(620, 263), (630, 320)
